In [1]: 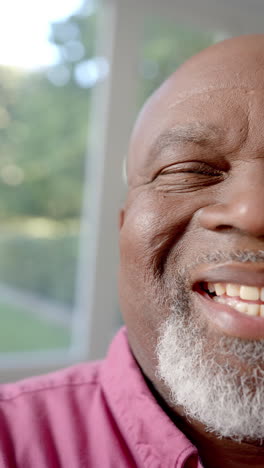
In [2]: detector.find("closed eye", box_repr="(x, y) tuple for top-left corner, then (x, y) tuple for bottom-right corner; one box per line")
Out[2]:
(152, 161), (226, 193)
(158, 162), (223, 177)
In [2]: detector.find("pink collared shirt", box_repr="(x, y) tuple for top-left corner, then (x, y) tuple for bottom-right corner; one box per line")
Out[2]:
(0, 328), (203, 467)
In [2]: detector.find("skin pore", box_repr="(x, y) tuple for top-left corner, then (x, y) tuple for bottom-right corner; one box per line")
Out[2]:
(119, 35), (264, 468)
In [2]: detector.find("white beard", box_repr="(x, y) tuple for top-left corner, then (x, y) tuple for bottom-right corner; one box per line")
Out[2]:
(156, 307), (264, 442)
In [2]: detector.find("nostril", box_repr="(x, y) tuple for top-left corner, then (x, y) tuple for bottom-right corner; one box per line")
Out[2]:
(215, 225), (233, 232)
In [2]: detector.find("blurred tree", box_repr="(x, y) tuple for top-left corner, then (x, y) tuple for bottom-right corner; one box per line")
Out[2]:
(0, 4), (97, 220)
(0, 3), (218, 220)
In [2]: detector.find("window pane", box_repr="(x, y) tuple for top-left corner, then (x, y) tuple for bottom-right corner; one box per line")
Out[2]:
(0, 1), (97, 354)
(140, 19), (228, 104)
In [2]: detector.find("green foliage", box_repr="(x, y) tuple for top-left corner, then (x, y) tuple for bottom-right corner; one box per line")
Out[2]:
(0, 7), (96, 220)
(0, 68), (90, 219)
(0, 6), (217, 220)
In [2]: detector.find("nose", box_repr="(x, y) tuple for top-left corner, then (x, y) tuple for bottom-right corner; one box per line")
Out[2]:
(198, 172), (264, 238)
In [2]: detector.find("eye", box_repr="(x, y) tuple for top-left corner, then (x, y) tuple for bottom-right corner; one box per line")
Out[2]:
(152, 161), (225, 193)
(158, 161), (223, 177)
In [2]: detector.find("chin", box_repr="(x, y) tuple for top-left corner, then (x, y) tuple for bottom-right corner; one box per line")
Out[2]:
(156, 310), (264, 441)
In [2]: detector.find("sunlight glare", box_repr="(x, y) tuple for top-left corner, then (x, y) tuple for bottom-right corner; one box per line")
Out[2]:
(0, 0), (84, 69)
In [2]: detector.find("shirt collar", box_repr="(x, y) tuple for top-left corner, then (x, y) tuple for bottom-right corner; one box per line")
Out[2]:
(101, 327), (203, 468)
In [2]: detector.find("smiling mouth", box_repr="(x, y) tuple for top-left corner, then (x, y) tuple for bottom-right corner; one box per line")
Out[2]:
(199, 282), (264, 317)
(191, 263), (264, 338)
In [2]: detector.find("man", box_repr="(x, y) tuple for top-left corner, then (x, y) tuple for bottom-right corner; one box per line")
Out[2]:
(1, 34), (264, 467)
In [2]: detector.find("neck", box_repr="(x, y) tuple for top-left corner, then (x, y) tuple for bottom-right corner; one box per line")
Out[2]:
(147, 378), (264, 468)
(172, 410), (264, 468)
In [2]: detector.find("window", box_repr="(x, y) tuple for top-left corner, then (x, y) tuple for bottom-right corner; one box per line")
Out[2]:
(0, 0), (101, 380)
(1, 0), (262, 382)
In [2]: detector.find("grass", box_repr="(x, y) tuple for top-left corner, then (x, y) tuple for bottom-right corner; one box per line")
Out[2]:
(0, 302), (71, 353)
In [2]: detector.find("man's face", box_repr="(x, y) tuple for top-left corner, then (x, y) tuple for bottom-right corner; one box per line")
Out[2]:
(119, 42), (264, 440)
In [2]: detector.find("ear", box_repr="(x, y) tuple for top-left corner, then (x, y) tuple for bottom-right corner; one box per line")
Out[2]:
(119, 209), (125, 230)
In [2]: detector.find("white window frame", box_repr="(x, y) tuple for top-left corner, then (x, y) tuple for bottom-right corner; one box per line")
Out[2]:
(1, 0), (263, 382)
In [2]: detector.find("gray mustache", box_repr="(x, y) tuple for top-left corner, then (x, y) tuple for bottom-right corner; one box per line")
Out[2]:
(197, 250), (264, 264)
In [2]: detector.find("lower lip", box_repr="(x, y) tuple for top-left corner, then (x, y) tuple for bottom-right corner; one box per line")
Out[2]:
(194, 291), (264, 339)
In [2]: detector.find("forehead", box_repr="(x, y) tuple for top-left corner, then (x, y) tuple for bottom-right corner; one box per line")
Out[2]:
(128, 87), (264, 183)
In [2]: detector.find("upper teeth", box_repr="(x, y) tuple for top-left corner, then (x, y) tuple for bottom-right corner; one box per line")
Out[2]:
(208, 283), (264, 301)
(207, 282), (264, 317)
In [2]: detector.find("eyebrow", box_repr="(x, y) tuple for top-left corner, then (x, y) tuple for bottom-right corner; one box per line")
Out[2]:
(149, 122), (222, 159)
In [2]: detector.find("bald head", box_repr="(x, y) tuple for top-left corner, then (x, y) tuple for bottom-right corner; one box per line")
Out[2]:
(127, 34), (264, 187)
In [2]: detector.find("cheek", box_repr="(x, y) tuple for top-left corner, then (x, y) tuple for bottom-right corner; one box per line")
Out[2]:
(119, 192), (200, 274)
(120, 209), (164, 268)
(118, 193), (199, 378)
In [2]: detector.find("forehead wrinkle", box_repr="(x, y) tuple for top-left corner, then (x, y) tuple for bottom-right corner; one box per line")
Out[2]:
(167, 86), (262, 110)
